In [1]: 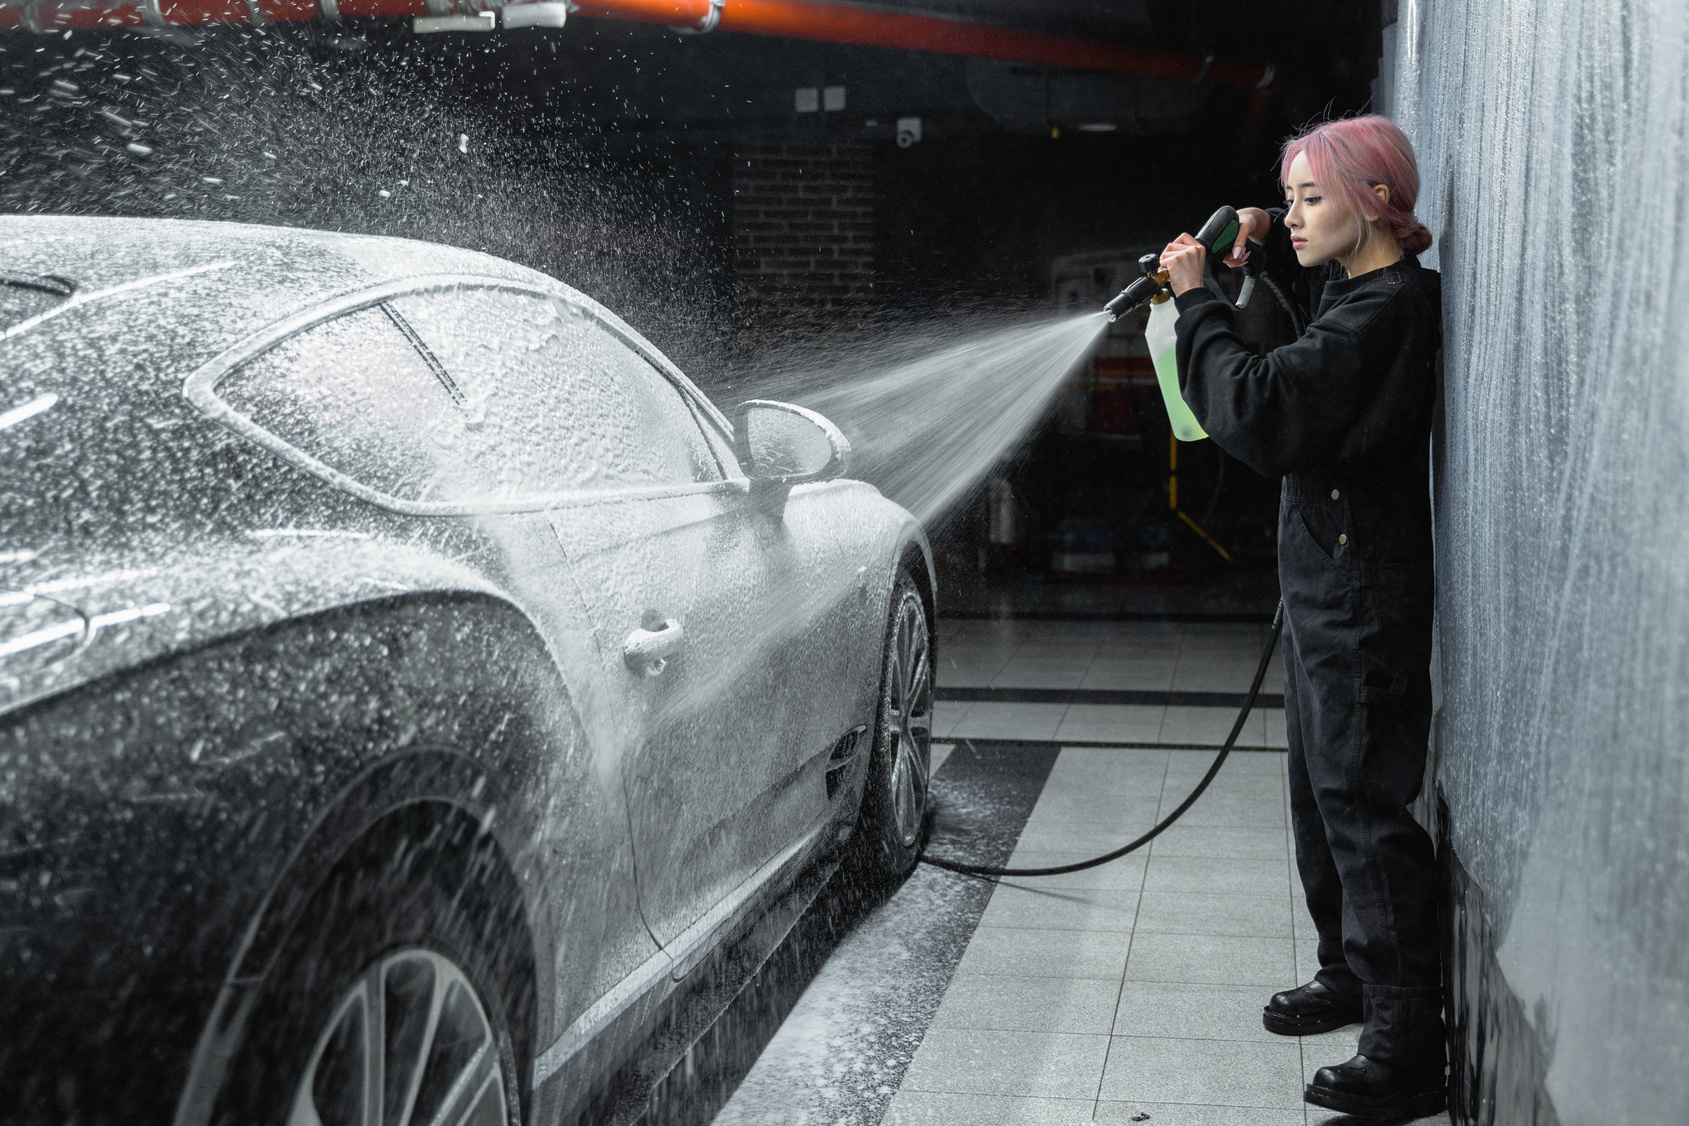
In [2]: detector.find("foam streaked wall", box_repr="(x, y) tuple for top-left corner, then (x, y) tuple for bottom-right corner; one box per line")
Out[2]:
(1392, 1), (1689, 1122)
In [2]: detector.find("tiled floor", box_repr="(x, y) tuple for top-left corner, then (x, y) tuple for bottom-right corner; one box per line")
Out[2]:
(884, 743), (1452, 1125)
(934, 619), (1288, 748)
(873, 619), (1449, 1125)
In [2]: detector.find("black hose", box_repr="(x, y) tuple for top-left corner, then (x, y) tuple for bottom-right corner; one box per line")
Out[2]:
(1260, 275), (1309, 335)
(920, 599), (1284, 879)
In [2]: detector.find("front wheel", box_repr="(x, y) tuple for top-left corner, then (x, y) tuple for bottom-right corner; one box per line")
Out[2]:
(852, 570), (933, 879)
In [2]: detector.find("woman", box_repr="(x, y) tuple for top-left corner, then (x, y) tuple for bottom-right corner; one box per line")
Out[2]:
(1160, 116), (1444, 1122)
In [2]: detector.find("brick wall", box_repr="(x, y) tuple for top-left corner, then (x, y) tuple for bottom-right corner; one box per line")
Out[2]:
(732, 142), (874, 337)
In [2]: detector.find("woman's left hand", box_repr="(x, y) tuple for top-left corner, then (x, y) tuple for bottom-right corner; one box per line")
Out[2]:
(1160, 234), (1206, 296)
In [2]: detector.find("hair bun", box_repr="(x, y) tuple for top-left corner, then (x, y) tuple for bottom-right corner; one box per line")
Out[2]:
(1401, 223), (1433, 255)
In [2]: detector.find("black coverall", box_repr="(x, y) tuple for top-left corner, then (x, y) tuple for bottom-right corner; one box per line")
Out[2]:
(1172, 214), (1444, 1069)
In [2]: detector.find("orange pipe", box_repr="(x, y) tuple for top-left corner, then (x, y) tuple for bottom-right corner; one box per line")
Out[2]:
(575, 0), (1274, 87)
(715, 0), (1271, 86)
(570, 0), (715, 24)
(2, 0), (1275, 90)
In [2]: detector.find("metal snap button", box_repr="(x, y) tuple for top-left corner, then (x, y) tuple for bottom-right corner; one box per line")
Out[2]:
(1338, 534), (1348, 545)
(1331, 489), (1340, 500)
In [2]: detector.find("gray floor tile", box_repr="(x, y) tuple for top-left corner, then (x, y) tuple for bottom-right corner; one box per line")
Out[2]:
(1079, 659), (1179, 691)
(1132, 891), (1294, 938)
(938, 663), (1004, 688)
(1124, 933), (1297, 987)
(1098, 1035), (1305, 1107)
(1029, 790), (1166, 827)
(931, 972), (1123, 1035)
(1096, 1100), (1307, 1125)
(1159, 786), (1286, 828)
(1266, 708), (1290, 749)
(1156, 772), (1285, 808)
(929, 742), (955, 776)
(1054, 703), (1167, 744)
(949, 702), (1069, 741)
(1171, 661), (1274, 693)
(1143, 856), (1294, 897)
(899, 1028), (1111, 1099)
(1166, 745), (1284, 774)
(1112, 981), (1282, 1042)
(932, 700), (969, 738)
(1055, 746), (1172, 773)
(883, 1091), (1097, 1126)
(1149, 824), (1289, 860)
(993, 658), (1094, 689)
(979, 884), (1142, 932)
(956, 925), (1133, 980)
(1013, 814), (1165, 853)
(1160, 705), (1268, 747)
(996, 851), (1148, 892)
(1040, 764), (1170, 798)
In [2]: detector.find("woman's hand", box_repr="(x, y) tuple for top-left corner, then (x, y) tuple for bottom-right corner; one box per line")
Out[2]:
(1221, 206), (1273, 268)
(1160, 234), (1206, 296)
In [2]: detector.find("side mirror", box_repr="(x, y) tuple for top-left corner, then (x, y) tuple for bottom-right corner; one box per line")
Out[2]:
(733, 400), (851, 486)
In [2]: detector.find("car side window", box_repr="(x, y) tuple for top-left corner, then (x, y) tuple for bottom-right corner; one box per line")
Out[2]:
(386, 288), (723, 494)
(218, 305), (509, 506)
(216, 289), (723, 509)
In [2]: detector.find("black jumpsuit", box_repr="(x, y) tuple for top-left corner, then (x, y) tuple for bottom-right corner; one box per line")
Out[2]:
(1171, 214), (1444, 1069)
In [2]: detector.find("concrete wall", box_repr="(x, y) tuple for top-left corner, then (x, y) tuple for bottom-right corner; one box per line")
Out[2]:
(1391, 2), (1689, 1122)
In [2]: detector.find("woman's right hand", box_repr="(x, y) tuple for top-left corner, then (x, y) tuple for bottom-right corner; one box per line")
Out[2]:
(1221, 207), (1273, 268)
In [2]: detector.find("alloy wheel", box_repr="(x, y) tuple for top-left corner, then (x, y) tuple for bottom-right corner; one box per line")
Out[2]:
(287, 948), (509, 1126)
(885, 592), (933, 848)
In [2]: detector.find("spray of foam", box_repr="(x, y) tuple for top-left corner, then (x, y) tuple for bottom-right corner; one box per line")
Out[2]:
(654, 312), (1108, 720)
(749, 312), (1109, 525)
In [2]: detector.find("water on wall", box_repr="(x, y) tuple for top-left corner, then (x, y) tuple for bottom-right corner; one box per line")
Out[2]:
(1394, 1), (1689, 1120)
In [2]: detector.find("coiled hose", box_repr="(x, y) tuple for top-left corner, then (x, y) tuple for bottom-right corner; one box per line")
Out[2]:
(920, 599), (1284, 878)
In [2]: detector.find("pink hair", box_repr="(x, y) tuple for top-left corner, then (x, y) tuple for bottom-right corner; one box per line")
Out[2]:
(1280, 116), (1433, 256)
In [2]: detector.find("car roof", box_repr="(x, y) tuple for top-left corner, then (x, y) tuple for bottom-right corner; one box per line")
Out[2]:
(0, 213), (548, 312)
(0, 214), (720, 424)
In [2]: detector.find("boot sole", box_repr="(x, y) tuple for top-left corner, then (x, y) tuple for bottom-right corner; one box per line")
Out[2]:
(1303, 1081), (1446, 1120)
(1261, 1008), (1363, 1036)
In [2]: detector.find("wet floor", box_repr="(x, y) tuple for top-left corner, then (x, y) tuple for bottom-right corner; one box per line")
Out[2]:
(704, 619), (1454, 1126)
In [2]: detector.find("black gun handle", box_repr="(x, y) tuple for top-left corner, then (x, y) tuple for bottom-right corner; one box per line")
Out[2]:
(1194, 206), (1241, 257)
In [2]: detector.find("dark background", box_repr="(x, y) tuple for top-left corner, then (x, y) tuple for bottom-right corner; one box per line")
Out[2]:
(2, 1), (1383, 613)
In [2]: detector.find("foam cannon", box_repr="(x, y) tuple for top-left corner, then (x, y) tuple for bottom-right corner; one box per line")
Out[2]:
(1103, 206), (1241, 322)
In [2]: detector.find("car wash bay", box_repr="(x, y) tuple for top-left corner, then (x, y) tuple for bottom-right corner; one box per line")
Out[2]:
(9, 0), (1686, 1123)
(709, 617), (1454, 1126)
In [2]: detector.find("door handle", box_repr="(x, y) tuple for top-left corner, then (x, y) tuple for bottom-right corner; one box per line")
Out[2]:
(624, 618), (685, 677)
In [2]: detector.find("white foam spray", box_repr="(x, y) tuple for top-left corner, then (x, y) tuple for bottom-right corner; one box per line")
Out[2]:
(749, 312), (1109, 524)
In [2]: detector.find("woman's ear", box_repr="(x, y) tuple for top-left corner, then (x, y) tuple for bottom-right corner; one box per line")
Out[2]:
(1362, 182), (1391, 223)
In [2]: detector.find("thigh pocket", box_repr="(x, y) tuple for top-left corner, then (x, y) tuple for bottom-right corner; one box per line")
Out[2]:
(1288, 504), (1349, 577)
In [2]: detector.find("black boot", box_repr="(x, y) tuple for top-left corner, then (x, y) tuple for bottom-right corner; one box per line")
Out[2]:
(1262, 978), (1363, 1035)
(1304, 986), (1446, 1120)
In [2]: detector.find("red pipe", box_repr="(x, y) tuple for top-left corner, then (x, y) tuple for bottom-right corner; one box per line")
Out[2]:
(1, 0), (1274, 89)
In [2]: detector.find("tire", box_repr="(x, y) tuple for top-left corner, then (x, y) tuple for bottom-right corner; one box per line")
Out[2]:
(852, 569), (934, 879)
(213, 806), (533, 1126)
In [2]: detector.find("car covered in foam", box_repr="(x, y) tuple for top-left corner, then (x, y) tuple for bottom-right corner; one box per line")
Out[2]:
(0, 215), (936, 1126)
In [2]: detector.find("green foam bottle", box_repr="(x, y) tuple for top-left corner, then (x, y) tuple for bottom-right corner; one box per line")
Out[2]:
(1141, 257), (1208, 442)
(1103, 206), (1239, 442)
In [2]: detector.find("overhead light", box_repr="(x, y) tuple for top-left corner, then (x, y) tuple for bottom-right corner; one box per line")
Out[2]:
(1077, 122), (1118, 132)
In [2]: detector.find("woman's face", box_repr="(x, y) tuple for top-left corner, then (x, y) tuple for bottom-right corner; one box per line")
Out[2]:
(1282, 152), (1364, 267)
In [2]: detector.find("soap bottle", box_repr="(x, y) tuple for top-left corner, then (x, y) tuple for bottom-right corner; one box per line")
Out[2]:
(1142, 270), (1208, 442)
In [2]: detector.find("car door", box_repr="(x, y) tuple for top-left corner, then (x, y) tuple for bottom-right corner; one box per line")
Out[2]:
(205, 297), (662, 1014)
(385, 285), (846, 953)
